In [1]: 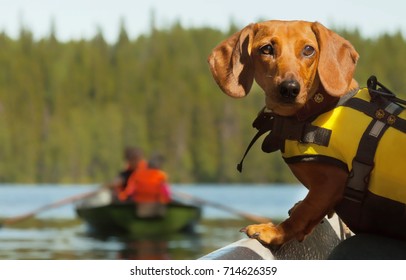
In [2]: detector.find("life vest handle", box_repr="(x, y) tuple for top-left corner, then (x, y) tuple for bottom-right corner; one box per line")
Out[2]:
(367, 75), (406, 106)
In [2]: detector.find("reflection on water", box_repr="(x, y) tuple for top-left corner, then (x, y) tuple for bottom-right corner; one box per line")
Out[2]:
(0, 218), (248, 260)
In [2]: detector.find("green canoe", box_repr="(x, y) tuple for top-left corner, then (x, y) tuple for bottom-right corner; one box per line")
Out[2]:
(75, 199), (201, 237)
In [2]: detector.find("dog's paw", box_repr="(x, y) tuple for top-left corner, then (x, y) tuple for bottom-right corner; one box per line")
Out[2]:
(240, 223), (283, 246)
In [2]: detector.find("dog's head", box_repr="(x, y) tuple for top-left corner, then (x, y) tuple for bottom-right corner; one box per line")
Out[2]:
(208, 20), (359, 116)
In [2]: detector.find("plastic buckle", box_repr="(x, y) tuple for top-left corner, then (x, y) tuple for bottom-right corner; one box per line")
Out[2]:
(344, 159), (374, 203)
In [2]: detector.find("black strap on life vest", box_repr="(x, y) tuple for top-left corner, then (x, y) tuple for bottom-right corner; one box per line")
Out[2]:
(236, 109), (274, 172)
(342, 76), (405, 203)
(260, 116), (332, 154)
(343, 78), (406, 135)
(236, 109), (332, 172)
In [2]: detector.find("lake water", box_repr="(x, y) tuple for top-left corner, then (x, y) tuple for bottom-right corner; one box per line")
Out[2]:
(0, 183), (307, 260)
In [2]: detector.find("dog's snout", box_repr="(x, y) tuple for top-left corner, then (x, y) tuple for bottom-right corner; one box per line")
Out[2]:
(279, 80), (301, 101)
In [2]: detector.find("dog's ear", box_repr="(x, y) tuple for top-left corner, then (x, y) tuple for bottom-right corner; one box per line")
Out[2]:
(312, 22), (359, 97)
(208, 24), (255, 98)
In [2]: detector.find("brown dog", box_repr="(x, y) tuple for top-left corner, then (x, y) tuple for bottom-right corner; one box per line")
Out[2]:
(208, 20), (406, 246)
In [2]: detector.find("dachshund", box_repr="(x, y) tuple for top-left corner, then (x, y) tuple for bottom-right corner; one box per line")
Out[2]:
(208, 20), (406, 247)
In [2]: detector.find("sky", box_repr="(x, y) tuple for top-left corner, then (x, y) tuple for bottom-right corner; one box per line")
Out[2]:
(0, 0), (405, 43)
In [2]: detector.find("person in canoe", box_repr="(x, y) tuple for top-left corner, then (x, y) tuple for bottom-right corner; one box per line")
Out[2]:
(106, 146), (147, 201)
(122, 153), (171, 218)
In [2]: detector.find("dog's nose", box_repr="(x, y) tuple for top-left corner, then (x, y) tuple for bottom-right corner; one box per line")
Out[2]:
(279, 80), (300, 101)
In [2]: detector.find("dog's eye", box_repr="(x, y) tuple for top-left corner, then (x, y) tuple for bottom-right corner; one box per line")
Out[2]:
(302, 45), (315, 57)
(260, 44), (274, 56)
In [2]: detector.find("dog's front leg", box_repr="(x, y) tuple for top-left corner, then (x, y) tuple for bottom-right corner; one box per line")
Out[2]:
(242, 162), (348, 246)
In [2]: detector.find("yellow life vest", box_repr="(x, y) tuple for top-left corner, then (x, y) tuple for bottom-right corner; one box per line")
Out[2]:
(282, 87), (406, 205)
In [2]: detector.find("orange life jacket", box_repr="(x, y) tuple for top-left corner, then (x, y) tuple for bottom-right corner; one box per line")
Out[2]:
(126, 168), (169, 203)
(116, 159), (148, 201)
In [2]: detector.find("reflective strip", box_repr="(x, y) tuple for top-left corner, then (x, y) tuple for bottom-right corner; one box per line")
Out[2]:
(386, 102), (400, 114)
(369, 121), (385, 137)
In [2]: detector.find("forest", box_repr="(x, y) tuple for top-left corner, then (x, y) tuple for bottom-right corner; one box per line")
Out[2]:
(1, 21), (406, 184)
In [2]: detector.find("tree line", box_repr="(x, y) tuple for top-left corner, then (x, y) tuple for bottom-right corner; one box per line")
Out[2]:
(1, 22), (406, 184)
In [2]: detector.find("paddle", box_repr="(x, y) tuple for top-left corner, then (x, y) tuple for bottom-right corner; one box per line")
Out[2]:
(0, 188), (104, 228)
(172, 190), (271, 224)
(1, 187), (271, 227)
